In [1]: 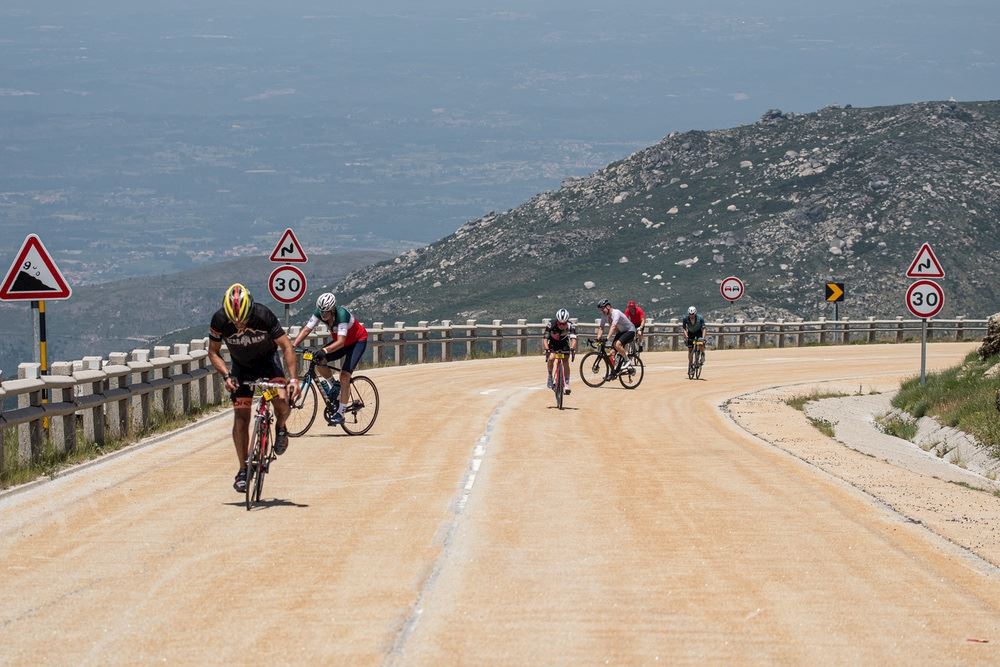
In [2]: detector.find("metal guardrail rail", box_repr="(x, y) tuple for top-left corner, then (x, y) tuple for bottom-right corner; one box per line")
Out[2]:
(0, 316), (988, 478)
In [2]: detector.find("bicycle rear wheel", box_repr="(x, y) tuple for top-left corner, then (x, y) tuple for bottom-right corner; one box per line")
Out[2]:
(619, 356), (645, 389)
(341, 375), (379, 435)
(286, 377), (318, 437)
(579, 352), (609, 387)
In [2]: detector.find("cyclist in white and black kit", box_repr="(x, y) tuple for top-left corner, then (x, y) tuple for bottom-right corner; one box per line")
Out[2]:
(543, 308), (577, 393)
(207, 283), (299, 493)
(596, 298), (636, 376)
(682, 305), (708, 372)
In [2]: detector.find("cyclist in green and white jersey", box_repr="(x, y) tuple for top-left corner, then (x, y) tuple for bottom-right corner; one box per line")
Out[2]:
(291, 293), (369, 426)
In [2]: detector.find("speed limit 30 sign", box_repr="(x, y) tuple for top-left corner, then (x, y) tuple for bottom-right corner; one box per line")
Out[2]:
(268, 265), (307, 304)
(905, 279), (944, 319)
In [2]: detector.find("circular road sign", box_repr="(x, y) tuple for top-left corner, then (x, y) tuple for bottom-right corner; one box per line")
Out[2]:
(720, 276), (745, 302)
(268, 265), (307, 304)
(905, 279), (944, 319)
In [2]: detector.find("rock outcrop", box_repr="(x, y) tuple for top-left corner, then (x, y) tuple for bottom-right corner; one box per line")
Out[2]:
(980, 313), (1000, 359)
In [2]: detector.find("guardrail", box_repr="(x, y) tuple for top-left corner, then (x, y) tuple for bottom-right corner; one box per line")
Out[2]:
(0, 316), (988, 480)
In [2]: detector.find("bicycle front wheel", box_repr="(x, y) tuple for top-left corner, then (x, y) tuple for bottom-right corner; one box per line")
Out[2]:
(555, 361), (565, 409)
(579, 352), (609, 387)
(619, 356), (645, 389)
(341, 375), (380, 435)
(286, 378), (318, 437)
(245, 424), (263, 511)
(695, 350), (705, 380)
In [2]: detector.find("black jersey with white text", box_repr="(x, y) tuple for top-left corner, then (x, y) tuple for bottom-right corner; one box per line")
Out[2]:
(544, 321), (578, 347)
(209, 303), (286, 366)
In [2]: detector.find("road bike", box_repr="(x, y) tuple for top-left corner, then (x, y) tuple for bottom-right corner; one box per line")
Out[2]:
(688, 337), (706, 380)
(548, 349), (574, 409)
(285, 348), (380, 436)
(579, 338), (644, 389)
(242, 380), (285, 511)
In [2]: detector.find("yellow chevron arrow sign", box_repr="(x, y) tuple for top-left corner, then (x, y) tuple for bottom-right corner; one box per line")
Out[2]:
(825, 282), (845, 302)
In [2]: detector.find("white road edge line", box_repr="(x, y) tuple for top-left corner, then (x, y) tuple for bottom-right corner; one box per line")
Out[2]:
(386, 390), (521, 665)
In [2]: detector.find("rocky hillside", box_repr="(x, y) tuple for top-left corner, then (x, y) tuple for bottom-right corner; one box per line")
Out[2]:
(339, 100), (1000, 324)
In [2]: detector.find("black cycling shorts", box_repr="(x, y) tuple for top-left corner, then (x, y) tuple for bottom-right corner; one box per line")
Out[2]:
(230, 350), (285, 399)
(685, 333), (704, 349)
(612, 330), (636, 348)
(327, 339), (368, 373)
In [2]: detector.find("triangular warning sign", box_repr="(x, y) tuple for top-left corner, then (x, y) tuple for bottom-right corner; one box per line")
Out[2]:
(905, 242), (945, 278)
(0, 234), (73, 301)
(269, 228), (308, 263)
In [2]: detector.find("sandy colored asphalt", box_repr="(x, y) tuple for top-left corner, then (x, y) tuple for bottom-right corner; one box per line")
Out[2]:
(1, 343), (999, 665)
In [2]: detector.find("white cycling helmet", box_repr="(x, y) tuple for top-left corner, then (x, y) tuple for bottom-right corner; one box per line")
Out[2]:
(555, 308), (570, 323)
(316, 292), (337, 312)
(687, 306), (697, 315)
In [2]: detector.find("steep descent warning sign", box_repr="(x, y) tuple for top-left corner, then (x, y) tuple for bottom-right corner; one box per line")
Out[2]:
(269, 228), (308, 263)
(0, 234), (72, 301)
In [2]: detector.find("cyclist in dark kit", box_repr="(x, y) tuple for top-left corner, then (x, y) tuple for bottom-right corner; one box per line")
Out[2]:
(207, 283), (299, 493)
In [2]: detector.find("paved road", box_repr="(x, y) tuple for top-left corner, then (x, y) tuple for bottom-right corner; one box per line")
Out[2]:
(1, 344), (998, 665)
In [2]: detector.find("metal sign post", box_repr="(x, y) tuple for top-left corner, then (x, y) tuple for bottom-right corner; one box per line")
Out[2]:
(920, 318), (928, 384)
(905, 280), (944, 385)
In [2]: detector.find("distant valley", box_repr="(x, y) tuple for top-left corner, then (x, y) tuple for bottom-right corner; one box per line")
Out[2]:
(0, 252), (389, 376)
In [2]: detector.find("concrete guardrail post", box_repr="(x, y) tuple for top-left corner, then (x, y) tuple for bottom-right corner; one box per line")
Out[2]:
(956, 316), (965, 341)
(777, 319), (786, 348)
(129, 350), (153, 432)
(868, 317), (876, 344)
(465, 320), (477, 359)
(516, 319), (528, 356)
(416, 321), (429, 364)
(189, 339), (209, 408)
(441, 320), (453, 362)
(370, 322), (383, 366)
(895, 316), (904, 343)
(45, 361), (77, 455)
(15, 362), (44, 465)
(491, 320), (502, 357)
(819, 317), (828, 345)
(173, 343), (193, 414)
(105, 353), (132, 440)
(75, 356), (107, 446)
(151, 346), (174, 416)
(393, 322), (405, 366)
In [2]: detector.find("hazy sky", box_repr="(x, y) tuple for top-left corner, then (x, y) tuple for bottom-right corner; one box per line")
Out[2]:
(2, 0), (998, 139)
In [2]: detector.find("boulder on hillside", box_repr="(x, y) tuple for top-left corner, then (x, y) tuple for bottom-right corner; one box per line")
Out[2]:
(979, 313), (1000, 359)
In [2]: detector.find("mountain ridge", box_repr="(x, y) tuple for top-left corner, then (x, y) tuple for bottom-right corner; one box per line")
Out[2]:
(337, 99), (1000, 324)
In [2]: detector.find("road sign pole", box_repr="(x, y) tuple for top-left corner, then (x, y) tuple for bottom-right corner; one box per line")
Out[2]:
(920, 318), (927, 385)
(31, 300), (40, 365)
(38, 300), (48, 375)
(285, 304), (290, 329)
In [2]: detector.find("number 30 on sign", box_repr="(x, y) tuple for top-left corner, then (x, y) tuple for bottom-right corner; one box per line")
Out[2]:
(905, 279), (944, 319)
(268, 265), (307, 304)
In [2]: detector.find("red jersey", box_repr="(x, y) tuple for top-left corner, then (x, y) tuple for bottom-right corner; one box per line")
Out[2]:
(625, 302), (645, 327)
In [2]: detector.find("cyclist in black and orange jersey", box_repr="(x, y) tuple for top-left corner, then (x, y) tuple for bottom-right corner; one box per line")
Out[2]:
(207, 283), (299, 493)
(543, 308), (578, 394)
(291, 292), (369, 426)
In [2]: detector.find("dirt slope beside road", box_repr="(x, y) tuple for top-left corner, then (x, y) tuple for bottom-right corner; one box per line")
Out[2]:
(1, 344), (998, 664)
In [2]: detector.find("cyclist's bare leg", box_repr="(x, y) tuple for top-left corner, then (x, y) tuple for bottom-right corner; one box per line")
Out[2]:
(315, 365), (333, 381)
(273, 394), (290, 428)
(546, 354), (555, 382)
(614, 340), (628, 368)
(233, 399), (252, 467)
(338, 368), (353, 407)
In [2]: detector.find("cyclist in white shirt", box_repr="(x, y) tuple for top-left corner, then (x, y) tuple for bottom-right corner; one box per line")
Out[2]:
(596, 298), (636, 376)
